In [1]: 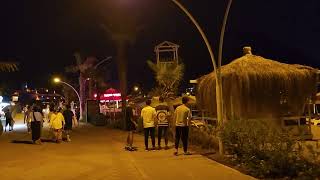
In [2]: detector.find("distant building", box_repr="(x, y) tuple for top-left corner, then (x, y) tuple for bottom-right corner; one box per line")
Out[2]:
(12, 88), (64, 105)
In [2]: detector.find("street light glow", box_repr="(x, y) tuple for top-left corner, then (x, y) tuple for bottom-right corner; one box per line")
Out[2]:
(52, 77), (83, 121)
(53, 78), (61, 83)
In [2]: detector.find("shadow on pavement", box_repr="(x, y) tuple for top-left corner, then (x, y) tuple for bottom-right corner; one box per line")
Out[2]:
(11, 139), (57, 144)
(40, 138), (57, 143)
(11, 140), (33, 144)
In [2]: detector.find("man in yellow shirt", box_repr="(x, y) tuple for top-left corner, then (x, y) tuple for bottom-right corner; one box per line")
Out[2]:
(50, 107), (65, 143)
(174, 96), (192, 155)
(140, 99), (156, 151)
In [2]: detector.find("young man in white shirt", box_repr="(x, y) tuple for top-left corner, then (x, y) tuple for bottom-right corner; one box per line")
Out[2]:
(140, 99), (156, 151)
(174, 96), (192, 155)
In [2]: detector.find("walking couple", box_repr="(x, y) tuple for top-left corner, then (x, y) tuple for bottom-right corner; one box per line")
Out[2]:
(49, 105), (74, 143)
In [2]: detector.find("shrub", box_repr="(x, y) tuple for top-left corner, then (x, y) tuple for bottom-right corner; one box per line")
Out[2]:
(220, 118), (320, 179)
(105, 112), (125, 129)
(90, 113), (107, 126)
(189, 125), (219, 151)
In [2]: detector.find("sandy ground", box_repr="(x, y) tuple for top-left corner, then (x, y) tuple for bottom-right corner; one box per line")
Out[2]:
(0, 117), (254, 180)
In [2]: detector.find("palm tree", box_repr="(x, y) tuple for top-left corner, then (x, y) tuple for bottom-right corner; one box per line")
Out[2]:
(147, 60), (184, 99)
(0, 62), (18, 72)
(0, 61), (18, 135)
(65, 53), (96, 120)
(99, 1), (142, 126)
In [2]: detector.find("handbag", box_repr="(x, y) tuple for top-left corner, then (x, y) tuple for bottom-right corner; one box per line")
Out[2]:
(72, 115), (78, 127)
(11, 119), (15, 127)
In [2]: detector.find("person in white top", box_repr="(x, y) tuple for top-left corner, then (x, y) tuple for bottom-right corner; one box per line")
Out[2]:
(43, 104), (50, 122)
(24, 105), (32, 133)
(140, 99), (156, 151)
(173, 96), (192, 155)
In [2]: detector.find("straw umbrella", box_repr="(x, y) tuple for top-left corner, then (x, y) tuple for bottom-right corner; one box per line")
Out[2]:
(197, 47), (318, 121)
(316, 92), (320, 104)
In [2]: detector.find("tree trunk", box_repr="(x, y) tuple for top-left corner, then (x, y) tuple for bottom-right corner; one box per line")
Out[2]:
(115, 39), (127, 129)
(79, 73), (85, 121)
(88, 79), (93, 99)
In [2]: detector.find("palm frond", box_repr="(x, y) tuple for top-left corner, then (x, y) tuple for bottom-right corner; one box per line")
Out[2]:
(147, 59), (185, 97)
(65, 65), (80, 73)
(147, 60), (158, 72)
(74, 52), (83, 65)
(0, 62), (19, 72)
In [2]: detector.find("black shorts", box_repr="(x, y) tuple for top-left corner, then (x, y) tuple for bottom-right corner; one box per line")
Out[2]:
(64, 124), (72, 130)
(126, 122), (136, 131)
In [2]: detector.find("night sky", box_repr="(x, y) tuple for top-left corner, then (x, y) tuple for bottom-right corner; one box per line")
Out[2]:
(0, 0), (319, 92)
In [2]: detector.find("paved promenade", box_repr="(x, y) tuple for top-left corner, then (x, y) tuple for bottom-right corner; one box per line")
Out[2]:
(0, 118), (254, 180)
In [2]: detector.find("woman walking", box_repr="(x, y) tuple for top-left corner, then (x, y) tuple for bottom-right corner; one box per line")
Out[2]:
(63, 105), (74, 142)
(30, 105), (43, 144)
(24, 105), (32, 134)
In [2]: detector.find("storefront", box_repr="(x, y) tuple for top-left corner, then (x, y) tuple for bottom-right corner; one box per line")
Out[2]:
(93, 88), (124, 115)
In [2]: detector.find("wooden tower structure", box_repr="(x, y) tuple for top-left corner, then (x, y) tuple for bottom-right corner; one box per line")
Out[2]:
(154, 41), (179, 65)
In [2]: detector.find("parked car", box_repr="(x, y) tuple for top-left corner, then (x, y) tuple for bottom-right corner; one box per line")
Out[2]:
(190, 119), (206, 129)
(310, 116), (320, 126)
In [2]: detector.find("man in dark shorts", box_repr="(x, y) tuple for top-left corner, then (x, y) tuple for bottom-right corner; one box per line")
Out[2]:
(63, 104), (74, 142)
(4, 108), (13, 132)
(125, 102), (137, 151)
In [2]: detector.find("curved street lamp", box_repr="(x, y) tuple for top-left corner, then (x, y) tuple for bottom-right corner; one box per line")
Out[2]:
(90, 56), (113, 99)
(94, 56), (113, 69)
(170, 0), (233, 155)
(105, 0), (232, 154)
(53, 78), (83, 121)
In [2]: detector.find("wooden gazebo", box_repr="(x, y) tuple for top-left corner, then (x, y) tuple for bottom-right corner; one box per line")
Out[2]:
(154, 41), (179, 65)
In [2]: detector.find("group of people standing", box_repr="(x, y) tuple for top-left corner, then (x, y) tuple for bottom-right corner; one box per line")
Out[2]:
(125, 96), (192, 155)
(23, 103), (76, 144)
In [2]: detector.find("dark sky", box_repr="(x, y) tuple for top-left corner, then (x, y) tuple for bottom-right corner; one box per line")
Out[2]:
(0, 0), (319, 92)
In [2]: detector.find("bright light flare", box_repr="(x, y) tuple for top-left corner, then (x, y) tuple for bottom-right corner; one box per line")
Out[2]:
(53, 78), (61, 83)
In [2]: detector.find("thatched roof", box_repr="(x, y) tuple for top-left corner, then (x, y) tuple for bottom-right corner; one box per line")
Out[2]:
(197, 52), (318, 119)
(316, 92), (320, 104)
(171, 96), (196, 106)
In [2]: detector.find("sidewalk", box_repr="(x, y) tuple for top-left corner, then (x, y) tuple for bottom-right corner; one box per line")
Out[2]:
(0, 117), (255, 180)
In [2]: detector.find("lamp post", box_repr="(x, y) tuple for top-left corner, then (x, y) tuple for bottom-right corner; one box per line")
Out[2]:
(112, 0), (232, 154)
(133, 86), (139, 92)
(53, 78), (83, 121)
(169, 0), (233, 154)
(90, 56), (113, 99)
(94, 56), (113, 69)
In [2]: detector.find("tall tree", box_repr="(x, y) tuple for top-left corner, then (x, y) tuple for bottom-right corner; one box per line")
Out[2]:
(65, 53), (96, 120)
(99, 1), (143, 125)
(0, 61), (18, 135)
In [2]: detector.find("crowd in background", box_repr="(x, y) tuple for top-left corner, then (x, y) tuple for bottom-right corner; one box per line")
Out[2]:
(21, 101), (78, 144)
